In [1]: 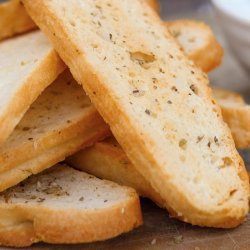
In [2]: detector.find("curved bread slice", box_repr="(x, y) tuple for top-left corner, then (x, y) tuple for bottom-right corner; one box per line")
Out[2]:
(0, 164), (142, 247)
(0, 0), (36, 41)
(68, 89), (250, 205)
(168, 19), (223, 72)
(68, 135), (250, 207)
(213, 88), (250, 149)
(67, 137), (165, 207)
(0, 71), (110, 192)
(0, 30), (65, 144)
(23, 0), (249, 228)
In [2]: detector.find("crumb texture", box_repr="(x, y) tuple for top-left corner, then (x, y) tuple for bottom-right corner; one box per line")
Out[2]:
(23, 0), (249, 227)
(0, 165), (142, 247)
(0, 70), (109, 191)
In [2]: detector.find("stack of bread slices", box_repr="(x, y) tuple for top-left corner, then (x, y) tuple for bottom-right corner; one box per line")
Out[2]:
(0, 0), (249, 247)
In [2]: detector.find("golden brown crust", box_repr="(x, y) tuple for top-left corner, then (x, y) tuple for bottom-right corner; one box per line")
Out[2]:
(0, 200), (142, 247)
(23, 0), (249, 228)
(0, 222), (38, 247)
(0, 106), (108, 176)
(213, 88), (250, 149)
(0, 70), (111, 191)
(0, 0), (36, 41)
(145, 0), (160, 13)
(35, 197), (142, 245)
(67, 139), (165, 207)
(69, 137), (250, 226)
(221, 106), (250, 149)
(0, 123), (110, 192)
(0, 190), (142, 247)
(167, 19), (224, 72)
(0, 170), (142, 247)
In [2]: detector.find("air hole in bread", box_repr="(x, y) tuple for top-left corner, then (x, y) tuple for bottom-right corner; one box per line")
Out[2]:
(132, 89), (145, 97)
(170, 29), (181, 38)
(211, 99), (216, 105)
(91, 44), (99, 49)
(190, 84), (198, 95)
(69, 20), (76, 27)
(212, 108), (217, 113)
(130, 51), (156, 69)
(179, 139), (187, 150)
(128, 71), (136, 78)
(229, 189), (237, 197)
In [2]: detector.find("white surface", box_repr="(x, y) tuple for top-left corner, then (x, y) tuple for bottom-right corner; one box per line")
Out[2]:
(212, 0), (250, 23)
(163, 3), (249, 101)
(211, 0), (250, 71)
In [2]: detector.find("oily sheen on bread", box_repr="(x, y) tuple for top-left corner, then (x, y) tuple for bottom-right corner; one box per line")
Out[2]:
(0, 0), (36, 41)
(213, 88), (250, 149)
(0, 164), (142, 247)
(23, 0), (249, 228)
(0, 71), (110, 192)
(0, 30), (65, 144)
(168, 19), (223, 72)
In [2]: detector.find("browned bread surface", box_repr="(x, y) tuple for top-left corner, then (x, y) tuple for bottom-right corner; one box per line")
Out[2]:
(0, 71), (110, 191)
(0, 164), (142, 247)
(0, 0), (36, 41)
(168, 19), (223, 72)
(23, 0), (249, 228)
(0, 31), (65, 144)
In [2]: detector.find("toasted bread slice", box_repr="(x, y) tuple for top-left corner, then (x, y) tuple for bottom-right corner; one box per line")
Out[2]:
(68, 135), (250, 209)
(23, 0), (249, 228)
(0, 164), (142, 247)
(1, 0), (220, 72)
(0, 70), (110, 192)
(0, 0), (36, 41)
(213, 88), (250, 149)
(0, 30), (65, 144)
(1, 0), (221, 73)
(62, 86), (249, 155)
(168, 20), (223, 72)
(67, 137), (165, 208)
(0, 0), (159, 42)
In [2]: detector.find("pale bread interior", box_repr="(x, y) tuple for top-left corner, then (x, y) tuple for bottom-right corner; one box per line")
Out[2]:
(168, 20), (223, 72)
(0, 164), (142, 246)
(0, 70), (109, 191)
(22, 0), (249, 227)
(0, 30), (65, 143)
(0, 165), (134, 209)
